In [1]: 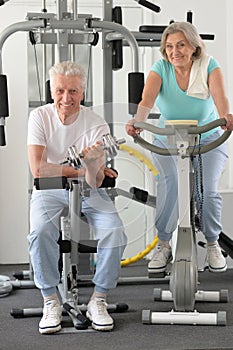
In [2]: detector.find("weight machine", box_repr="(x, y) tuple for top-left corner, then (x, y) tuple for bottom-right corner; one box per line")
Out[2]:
(9, 134), (130, 332)
(8, 133), (161, 331)
(133, 118), (231, 326)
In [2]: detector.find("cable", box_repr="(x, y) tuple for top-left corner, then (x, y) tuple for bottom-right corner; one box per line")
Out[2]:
(29, 31), (43, 106)
(119, 144), (159, 266)
(121, 235), (158, 266)
(119, 144), (160, 179)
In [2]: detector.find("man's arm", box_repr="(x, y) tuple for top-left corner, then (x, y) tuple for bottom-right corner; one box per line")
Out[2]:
(82, 142), (105, 188)
(28, 143), (108, 188)
(28, 144), (85, 178)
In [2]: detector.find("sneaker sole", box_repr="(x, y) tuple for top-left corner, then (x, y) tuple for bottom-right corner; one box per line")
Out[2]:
(208, 264), (227, 273)
(39, 324), (61, 334)
(86, 311), (114, 331)
(147, 266), (167, 273)
(92, 322), (114, 331)
(148, 255), (173, 274)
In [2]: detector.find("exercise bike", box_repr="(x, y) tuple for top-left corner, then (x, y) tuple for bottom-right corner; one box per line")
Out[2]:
(133, 118), (231, 326)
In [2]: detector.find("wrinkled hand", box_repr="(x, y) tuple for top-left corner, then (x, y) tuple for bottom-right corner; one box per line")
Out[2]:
(82, 141), (104, 165)
(221, 114), (233, 131)
(125, 118), (142, 137)
(104, 167), (118, 178)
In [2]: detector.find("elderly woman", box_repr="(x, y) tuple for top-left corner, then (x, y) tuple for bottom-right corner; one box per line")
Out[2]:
(126, 22), (233, 274)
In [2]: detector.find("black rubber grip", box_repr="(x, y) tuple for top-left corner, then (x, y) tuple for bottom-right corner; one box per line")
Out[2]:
(130, 186), (148, 203)
(0, 125), (6, 146)
(219, 232), (233, 259)
(45, 80), (54, 104)
(0, 75), (9, 117)
(34, 177), (68, 190)
(128, 72), (144, 115)
(10, 308), (24, 318)
(139, 25), (166, 33)
(112, 6), (123, 70)
(138, 0), (161, 13)
(100, 175), (116, 188)
(78, 240), (97, 253)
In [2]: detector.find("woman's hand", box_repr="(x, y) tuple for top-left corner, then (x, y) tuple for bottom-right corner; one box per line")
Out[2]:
(125, 118), (142, 137)
(221, 114), (233, 131)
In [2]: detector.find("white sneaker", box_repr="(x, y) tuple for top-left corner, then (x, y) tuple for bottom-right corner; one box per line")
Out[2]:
(39, 300), (62, 334)
(148, 244), (172, 273)
(86, 297), (114, 331)
(207, 243), (227, 272)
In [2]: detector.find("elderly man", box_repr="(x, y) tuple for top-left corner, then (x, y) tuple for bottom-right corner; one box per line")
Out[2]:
(27, 61), (127, 334)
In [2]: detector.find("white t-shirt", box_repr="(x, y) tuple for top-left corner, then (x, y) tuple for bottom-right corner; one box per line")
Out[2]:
(27, 104), (110, 164)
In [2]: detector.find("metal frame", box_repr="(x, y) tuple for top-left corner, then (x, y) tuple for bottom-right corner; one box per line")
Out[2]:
(135, 120), (230, 326)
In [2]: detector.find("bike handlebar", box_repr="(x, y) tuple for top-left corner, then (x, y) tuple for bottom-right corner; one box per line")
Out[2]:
(134, 118), (231, 156)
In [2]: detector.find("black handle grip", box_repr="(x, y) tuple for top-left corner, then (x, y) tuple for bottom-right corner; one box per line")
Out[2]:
(138, 0), (161, 13)
(34, 177), (68, 190)
(0, 125), (6, 146)
(0, 75), (9, 117)
(128, 72), (144, 115)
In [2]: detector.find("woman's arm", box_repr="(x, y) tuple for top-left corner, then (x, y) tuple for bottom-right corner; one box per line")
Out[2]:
(209, 67), (233, 130)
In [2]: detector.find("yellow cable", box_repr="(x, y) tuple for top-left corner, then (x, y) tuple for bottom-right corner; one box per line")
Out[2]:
(118, 144), (159, 266)
(119, 144), (160, 179)
(121, 235), (158, 267)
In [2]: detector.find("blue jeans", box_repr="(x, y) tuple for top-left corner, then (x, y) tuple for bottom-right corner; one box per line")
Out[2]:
(28, 187), (127, 297)
(152, 130), (228, 243)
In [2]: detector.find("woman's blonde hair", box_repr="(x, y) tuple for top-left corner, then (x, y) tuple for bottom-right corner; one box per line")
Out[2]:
(160, 22), (205, 61)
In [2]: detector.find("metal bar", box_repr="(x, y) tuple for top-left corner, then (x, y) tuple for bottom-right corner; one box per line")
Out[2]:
(90, 20), (139, 72)
(0, 19), (45, 73)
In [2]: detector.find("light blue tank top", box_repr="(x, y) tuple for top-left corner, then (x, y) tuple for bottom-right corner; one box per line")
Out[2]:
(151, 57), (220, 139)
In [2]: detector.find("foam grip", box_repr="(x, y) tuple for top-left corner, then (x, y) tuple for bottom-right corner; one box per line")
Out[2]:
(138, 0), (161, 13)
(45, 80), (54, 103)
(139, 25), (167, 33)
(0, 125), (6, 146)
(187, 10), (193, 23)
(128, 72), (144, 115)
(100, 175), (116, 188)
(130, 186), (148, 203)
(219, 232), (233, 259)
(78, 240), (97, 253)
(112, 6), (123, 70)
(0, 75), (9, 117)
(34, 177), (68, 190)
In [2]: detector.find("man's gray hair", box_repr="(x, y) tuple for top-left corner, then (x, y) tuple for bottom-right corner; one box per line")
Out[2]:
(49, 61), (87, 90)
(160, 22), (205, 61)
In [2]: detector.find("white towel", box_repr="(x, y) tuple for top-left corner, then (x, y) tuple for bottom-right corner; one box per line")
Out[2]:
(187, 55), (211, 99)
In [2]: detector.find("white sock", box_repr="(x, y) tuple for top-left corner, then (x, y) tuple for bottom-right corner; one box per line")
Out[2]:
(158, 240), (170, 248)
(91, 291), (107, 301)
(44, 293), (60, 305)
(207, 241), (218, 247)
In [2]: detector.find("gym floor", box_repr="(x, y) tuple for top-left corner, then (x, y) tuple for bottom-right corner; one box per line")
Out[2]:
(1, 261), (233, 350)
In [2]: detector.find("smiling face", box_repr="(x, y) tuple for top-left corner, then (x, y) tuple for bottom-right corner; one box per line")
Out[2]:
(51, 74), (84, 123)
(165, 31), (196, 69)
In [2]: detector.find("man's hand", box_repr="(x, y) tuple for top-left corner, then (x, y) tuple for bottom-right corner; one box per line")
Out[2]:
(104, 167), (118, 178)
(82, 141), (104, 165)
